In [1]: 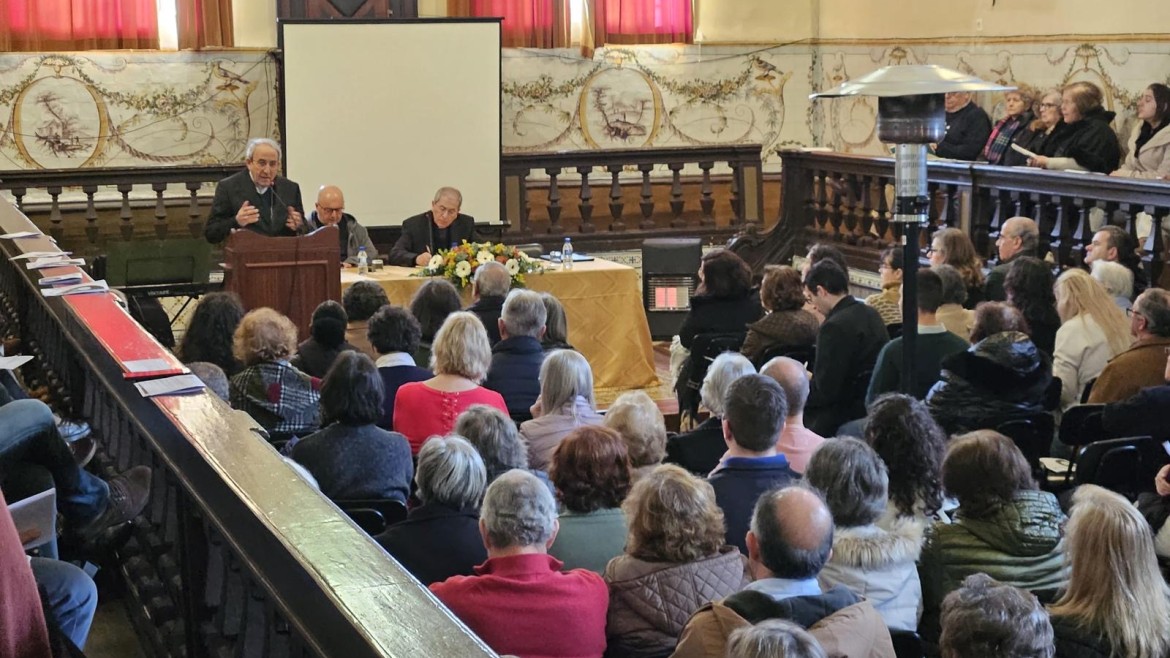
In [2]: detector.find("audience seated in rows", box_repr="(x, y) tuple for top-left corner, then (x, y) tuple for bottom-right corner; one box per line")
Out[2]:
(177, 291), (244, 376)
(805, 437), (923, 631)
(1085, 225), (1148, 298)
(453, 404), (547, 486)
(520, 349), (602, 472)
(803, 261), (889, 436)
(290, 351), (412, 502)
(602, 391), (666, 482)
(290, 300), (357, 379)
(342, 281), (389, 361)
(938, 574), (1054, 658)
(229, 308), (321, 440)
(981, 84), (1037, 166)
(1113, 82), (1170, 180)
(740, 265), (819, 365)
(1052, 268), (1133, 409)
(927, 307), (1052, 436)
(1088, 288), (1170, 403)
(604, 465), (747, 658)
(483, 289), (547, 423)
(918, 431), (1067, 644)
(1027, 81), (1122, 174)
(429, 470), (608, 658)
(376, 436), (487, 586)
(1091, 260), (1135, 312)
(985, 216), (1038, 302)
(863, 394), (949, 527)
(928, 228), (985, 310)
(864, 246), (903, 327)
(672, 487), (895, 658)
(548, 425), (630, 574)
(393, 312), (507, 454)
(1049, 485), (1170, 658)
(367, 304), (431, 429)
(1142, 463), (1170, 557)
(540, 292), (574, 352)
(1002, 87), (1062, 168)
(727, 619), (827, 658)
(672, 250), (762, 385)
(1102, 350), (1170, 442)
(758, 356), (825, 474)
(867, 269), (970, 404)
(1005, 256), (1061, 356)
(665, 352), (755, 477)
(934, 91), (992, 161)
(931, 264), (976, 341)
(409, 278), (462, 368)
(708, 374), (798, 554)
(468, 260), (510, 346)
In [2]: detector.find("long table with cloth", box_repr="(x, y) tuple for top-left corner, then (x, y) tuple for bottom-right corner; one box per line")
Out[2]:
(340, 258), (658, 391)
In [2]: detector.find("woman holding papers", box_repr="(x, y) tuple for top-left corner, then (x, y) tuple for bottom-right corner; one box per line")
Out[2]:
(1026, 81), (1121, 173)
(1001, 89), (1066, 167)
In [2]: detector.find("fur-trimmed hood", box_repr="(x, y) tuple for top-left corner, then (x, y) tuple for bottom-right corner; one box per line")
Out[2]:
(830, 519), (926, 570)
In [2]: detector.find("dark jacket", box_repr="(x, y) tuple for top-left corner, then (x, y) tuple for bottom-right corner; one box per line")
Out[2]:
(984, 251), (1030, 302)
(1002, 121), (1074, 167)
(290, 338), (359, 379)
(935, 102), (993, 161)
(375, 503), (488, 586)
(806, 296), (889, 436)
(204, 170), (305, 243)
(468, 295), (505, 346)
(926, 331), (1053, 436)
(708, 455), (798, 553)
(289, 423), (413, 502)
(376, 362), (432, 430)
(1049, 107), (1122, 173)
(739, 309), (819, 365)
(1103, 384), (1170, 441)
(678, 290), (764, 350)
(482, 335), (545, 423)
(388, 212), (476, 266)
(665, 417), (726, 477)
(1050, 615), (1115, 658)
(866, 329), (970, 404)
(305, 212), (379, 265)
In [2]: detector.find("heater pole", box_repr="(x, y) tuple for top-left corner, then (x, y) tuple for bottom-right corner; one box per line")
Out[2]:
(893, 143), (929, 396)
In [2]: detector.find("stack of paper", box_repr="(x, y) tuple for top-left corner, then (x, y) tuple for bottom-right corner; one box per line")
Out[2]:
(0, 231), (42, 239)
(39, 272), (83, 286)
(0, 355), (34, 370)
(134, 374), (206, 397)
(10, 250), (69, 261)
(28, 257), (84, 270)
(42, 280), (109, 297)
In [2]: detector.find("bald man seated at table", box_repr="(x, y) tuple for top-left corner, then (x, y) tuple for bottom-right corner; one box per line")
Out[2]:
(204, 138), (305, 243)
(305, 185), (378, 266)
(388, 187), (477, 267)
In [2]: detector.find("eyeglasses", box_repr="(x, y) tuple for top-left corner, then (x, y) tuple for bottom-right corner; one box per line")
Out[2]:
(925, 247), (938, 256)
(1127, 307), (1144, 319)
(1038, 102), (1059, 109)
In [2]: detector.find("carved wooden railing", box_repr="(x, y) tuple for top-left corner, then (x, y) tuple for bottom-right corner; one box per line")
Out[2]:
(0, 197), (495, 658)
(733, 149), (1170, 285)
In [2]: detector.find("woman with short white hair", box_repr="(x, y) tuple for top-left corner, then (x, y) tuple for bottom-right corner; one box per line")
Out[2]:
(1090, 260), (1135, 311)
(519, 350), (603, 471)
(665, 352), (755, 475)
(393, 312), (507, 454)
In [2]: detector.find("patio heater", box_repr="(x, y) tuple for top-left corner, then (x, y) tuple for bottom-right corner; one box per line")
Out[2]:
(810, 65), (1011, 395)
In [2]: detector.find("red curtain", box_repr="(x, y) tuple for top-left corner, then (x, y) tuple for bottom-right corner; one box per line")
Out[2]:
(1, 0), (159, 50)
(592, 0), (692, 46)
(449, 0), (569, 48)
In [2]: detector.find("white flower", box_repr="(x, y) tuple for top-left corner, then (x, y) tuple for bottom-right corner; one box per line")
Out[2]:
(519, 251), (533, 263)
(505, 258), (520, 275)
(477, 250), (494, 265)
(455, 260), (472, 278)
(427, 254), (444, 270)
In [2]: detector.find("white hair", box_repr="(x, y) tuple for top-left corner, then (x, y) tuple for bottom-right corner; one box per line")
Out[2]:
(474, 261), (512, 298)
(245, 138), (282, 160)
(1090, 260), (1134, 301)
(502, 289), (547, 338)
(415, 435), (487, 508)
(700, 352), (756, 417)
(538, 349), (594, 415)
(480, 469), (558, 549)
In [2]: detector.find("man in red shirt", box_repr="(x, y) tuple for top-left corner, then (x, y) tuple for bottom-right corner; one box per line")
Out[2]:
(430, 469), (608, 658)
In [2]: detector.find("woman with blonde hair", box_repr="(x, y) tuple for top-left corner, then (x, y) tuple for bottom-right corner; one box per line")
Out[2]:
(1053, 268), (1133, 409)
(393, 312), (507, 454)
(603, 390), (667, 482)
(1049, 485), (1170, 658)
(230, 307), (321, 440)
(604, 464), (748, 658)
(929, 228), (985, 308)
(519, 349), (603, 471)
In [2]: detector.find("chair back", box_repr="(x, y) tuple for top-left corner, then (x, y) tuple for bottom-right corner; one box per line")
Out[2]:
(995, 411), (1055, 473)
(99, 238), (212, 288)
(336, 499), (408, 536)
(1075, 436), (1165, 499)
(1058, 404), (1105, 449)
(889, 629), (923, 658)
(753, 343), (815, 370)
(7, 488), (57, 553)
(676, 332), (746, 419)
(886, 323), (904, 340)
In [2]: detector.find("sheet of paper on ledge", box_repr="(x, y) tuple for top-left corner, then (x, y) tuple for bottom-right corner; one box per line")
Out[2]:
(28, 257), (84, 270)
(0, 231), (41, 239)
(39, 272), (83, 286)
(0, 355), (34, 370)
(10, 250), (69, 260)
(134, 374), (205, 398)
(124, 358), (174, 373)
(42, 280), (109, 297)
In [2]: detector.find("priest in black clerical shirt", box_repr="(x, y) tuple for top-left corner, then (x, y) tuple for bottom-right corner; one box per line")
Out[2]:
(388, 186), (476, 267)
(204, 138), (305, 243)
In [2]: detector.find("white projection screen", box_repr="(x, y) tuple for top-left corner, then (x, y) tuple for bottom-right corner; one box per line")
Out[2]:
(280, 20), (501, 227)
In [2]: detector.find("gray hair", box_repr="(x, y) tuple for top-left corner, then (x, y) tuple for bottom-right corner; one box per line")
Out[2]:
(539, 349), (594, 415)
(933, 264), (969, 306)
(502, 289), (548, 338)
(432, 186), (463, 207)
(480, 469), (558, 549)
(415, 435), (487, 509)
(1091, 260), (1134, 301)
(454, 405), (528, 475)
(474, 261), (512, 298)
(245, 138), (282, 160)
(804, 437), (888, 528)
(940, 574), (1054, 658)
(1004, 216), (1039, 254)
(699, 352), (755, 417)
(727, 619), (827, 658)
(1136, 288), (1170, 337)
(187, 361), (229, 401)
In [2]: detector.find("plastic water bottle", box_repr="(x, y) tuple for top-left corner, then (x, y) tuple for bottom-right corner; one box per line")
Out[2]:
(357, 246), (368, 274)
(562, 237), (574, 270)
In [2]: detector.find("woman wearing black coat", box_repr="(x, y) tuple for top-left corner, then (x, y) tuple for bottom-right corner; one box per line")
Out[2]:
(676, 249), (763, 349)
(1028, 81), (1122, 173)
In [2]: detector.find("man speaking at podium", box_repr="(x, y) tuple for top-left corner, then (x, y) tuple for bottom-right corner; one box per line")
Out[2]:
(204, 138), (305, 243)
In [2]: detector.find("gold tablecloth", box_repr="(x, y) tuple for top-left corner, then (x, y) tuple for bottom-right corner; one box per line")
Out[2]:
(341, 259), (658, 391)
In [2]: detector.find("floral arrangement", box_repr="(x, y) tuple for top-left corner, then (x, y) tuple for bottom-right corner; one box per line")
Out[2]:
(415, 241), (543, 288)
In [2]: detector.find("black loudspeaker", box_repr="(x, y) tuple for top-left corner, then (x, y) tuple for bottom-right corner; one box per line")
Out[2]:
(642, 238), (702, 340)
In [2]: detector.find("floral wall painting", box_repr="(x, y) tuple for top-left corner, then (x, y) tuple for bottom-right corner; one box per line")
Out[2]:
(0, 52), (278, 170)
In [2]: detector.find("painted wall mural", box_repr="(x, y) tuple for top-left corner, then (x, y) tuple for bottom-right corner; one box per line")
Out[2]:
(0, 51), (278, 170)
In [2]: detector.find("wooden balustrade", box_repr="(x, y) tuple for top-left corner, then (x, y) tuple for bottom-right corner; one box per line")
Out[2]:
(733, 149), (1170, 286)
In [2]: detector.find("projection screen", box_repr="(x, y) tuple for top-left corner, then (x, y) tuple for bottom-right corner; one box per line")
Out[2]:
(279, 19), (502, 227)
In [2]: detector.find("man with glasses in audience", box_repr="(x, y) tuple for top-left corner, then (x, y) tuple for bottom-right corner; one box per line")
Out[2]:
(304, 185), (378, 266)
(985, 216), (1039, 301)
(389, 187), (476, 266)
(1088, 288), (1170, 403)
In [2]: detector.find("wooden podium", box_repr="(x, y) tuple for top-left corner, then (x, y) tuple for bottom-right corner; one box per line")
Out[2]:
(223, 227), (341, 337)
